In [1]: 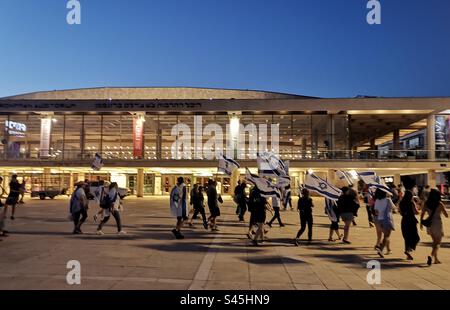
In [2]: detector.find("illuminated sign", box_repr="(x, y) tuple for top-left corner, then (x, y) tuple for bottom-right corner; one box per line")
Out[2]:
(5, 120), (27, 137)
(133, 116), (145, 158)
(40, 118), (52, 157)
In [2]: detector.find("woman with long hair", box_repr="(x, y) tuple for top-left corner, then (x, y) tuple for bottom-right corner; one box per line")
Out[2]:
(421, 189), (448, 265)
(399, 190), (420, 260)
(373, 188), (395, 258)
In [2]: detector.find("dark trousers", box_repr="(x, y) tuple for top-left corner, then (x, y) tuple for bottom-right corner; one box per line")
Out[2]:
(268, 207), (283, 226)
(238, 201), (247, 221)
(296, 212), (313, 240)
(193, 207), (207, 222)
(366, 205), (374, 223)
(98, 209), (122, 232)
(401, 218), (420, 252)
(73, 208), (88, 231)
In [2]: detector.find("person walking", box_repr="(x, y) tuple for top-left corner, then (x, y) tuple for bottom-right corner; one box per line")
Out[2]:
(188, 185), (208, 229)
(325, 199), (342, 242)
(4, 174), (21, 220)
(93, 180), (108, 223)
(294, 188), (314, 246)
(207, 179), (221, 231)
(247, 186), (267, 246)
(69, 181), (89, 234)
(337, 187), (359, 244)
(96, 182), (126, 235)
(399, 190), (420, 260)
(363, 185), (375, 228)
(169, 177), (188, 239)
(267, 192), (285, 228)
(235, 181), (248, 222)
(18, 178), (26, 204)
(0, 176), (8, 239)
(373, 189), (395, 258)
(421, 189), (449, 265)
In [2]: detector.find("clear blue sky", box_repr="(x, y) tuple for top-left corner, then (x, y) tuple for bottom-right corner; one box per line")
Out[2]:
(0, 0), (449, 98)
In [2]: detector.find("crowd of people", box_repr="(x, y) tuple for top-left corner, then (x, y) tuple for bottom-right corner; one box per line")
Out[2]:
(1, 174), (448, 267)
(168, 177), (449, 266)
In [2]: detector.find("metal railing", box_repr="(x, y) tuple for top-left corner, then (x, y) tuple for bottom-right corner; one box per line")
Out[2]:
(1, 149), (449, 162)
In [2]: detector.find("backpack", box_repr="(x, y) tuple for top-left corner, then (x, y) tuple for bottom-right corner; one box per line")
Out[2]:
(100, 192), (117, 209)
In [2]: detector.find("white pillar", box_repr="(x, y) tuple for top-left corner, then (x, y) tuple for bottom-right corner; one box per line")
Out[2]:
(394, 174), (401, 187)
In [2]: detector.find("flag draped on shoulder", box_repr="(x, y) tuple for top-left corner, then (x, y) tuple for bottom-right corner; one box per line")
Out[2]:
(257, 152), (288, 177)
(304, 173), (342, 201)
(358, 171), (391, 193)
(336, 170), (354, 186)
(218, 154), (240, 176)
(325, 198), (338, 222)
(245, 168), (281, 199)
(91, 153), (104, 171)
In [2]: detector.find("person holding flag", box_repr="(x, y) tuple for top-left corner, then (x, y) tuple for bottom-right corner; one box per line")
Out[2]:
(245, 168), (280, 244)
(325, 198), (343, 242)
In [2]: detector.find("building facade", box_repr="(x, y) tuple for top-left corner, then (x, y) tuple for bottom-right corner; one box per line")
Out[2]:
(1, 87), (449, 196)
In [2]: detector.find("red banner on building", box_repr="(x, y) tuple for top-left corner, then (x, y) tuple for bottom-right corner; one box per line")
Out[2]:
(133, 117), (144, 158)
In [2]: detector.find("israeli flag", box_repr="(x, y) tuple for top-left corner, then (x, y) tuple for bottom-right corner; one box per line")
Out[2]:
(304, 173), (342, 201)
(218, 154), (240, 176)
(336, 170), (354, 186)
(91, 153), (104, 171)
(257, 152), (288, 178)
(325, 198), (338, 222)
(358, 171), (391, 193)
(245, 168), (281, 199)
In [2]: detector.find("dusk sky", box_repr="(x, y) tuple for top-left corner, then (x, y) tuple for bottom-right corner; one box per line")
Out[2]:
(0, 0), (449, 98)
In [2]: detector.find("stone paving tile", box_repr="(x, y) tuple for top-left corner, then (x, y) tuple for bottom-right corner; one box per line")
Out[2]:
(1, 196), (449, 290)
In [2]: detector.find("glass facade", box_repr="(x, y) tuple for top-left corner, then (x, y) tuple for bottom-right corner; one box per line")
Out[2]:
(1, 113), (351, 161)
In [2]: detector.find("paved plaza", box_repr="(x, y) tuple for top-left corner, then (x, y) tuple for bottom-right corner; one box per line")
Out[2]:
(0, 196), (449, 290)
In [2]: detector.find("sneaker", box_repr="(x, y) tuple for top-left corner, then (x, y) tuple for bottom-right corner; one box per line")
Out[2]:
(96, 230), (105, 235)
(279, 223), (285, 227)
(246, 232), (253, 240)
(342, 239), (351, 244)
(405, 251), (414, 260)
(252, 239), (258, 246)
(118, 231), (127, 235)
(93, 214), (98, 223)
(266, 222), (272, 228)
(171, 229), (178, 238)
(203, 221), (208, 230)
(176, 233), (185, 240)
(188, 222), (194, 227)
(377, 248), (384, 258)
(328, 238), (334, 242)
(294, 239), (300, 247)
(427, 256), (432, 266)
(211, 227), (220, 232)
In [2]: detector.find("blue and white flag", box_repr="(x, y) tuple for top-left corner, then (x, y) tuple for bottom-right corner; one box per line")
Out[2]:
(325, 198), (338, 222)
(257, 152), (288, 178)
(91, 153), (104, 171)
(358, 171), (390, 193)
(245, 168), (281, 199)
(304, 173), (342, 201)
(218, 154), (240, 176)
(336, 170), (354, 186)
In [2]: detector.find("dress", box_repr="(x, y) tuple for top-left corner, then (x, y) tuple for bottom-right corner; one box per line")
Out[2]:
(427, 207), (444, 239)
